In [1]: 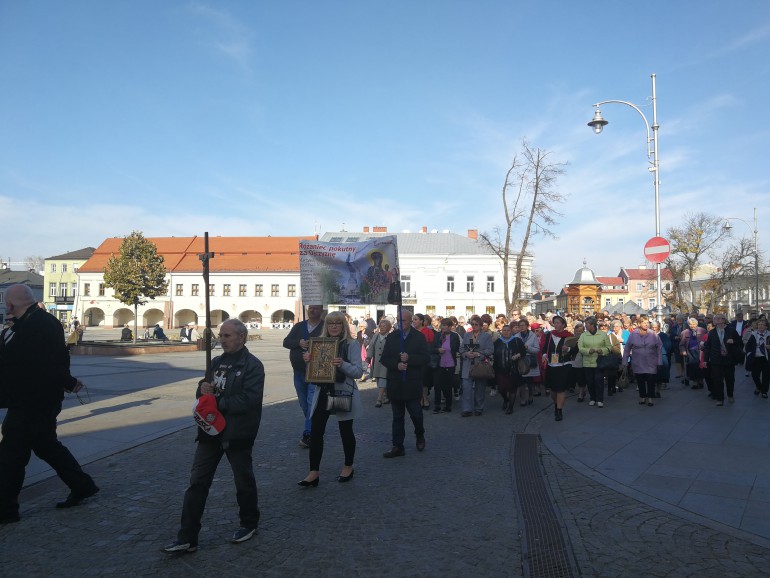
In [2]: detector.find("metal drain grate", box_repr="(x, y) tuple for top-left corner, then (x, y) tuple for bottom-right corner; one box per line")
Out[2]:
(513, 434), (575, 578)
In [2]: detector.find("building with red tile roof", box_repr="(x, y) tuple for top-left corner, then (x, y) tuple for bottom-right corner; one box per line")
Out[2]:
(75, 235), (315, 329)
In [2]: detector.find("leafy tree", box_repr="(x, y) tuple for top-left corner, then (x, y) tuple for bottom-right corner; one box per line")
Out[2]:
(103, 231), (169, 343)
(665, 212), (727, 306)
(480, 140), (567, 316)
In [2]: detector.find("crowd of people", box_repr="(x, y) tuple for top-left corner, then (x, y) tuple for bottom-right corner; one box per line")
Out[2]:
(3, 287), (768, 554)
(324, 307), (769, 426)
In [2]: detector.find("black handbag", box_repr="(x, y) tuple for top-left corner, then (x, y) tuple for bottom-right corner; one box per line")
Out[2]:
(516, 357), (531, 376)
(596, 352), (622, 370)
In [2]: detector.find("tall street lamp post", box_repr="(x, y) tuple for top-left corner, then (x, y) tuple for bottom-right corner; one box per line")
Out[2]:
(723, 208), (760, 316)
(588, 73), (662, 320)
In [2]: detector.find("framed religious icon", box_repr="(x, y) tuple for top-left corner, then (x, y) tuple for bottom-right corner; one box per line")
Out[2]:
(305, 337), (340, 383)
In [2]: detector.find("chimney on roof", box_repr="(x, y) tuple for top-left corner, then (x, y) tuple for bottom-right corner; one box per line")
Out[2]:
(467, 229), (478, 240)
(363, 226), (370, 233)
(373, 226), (388, 233)
(421, 226), (427, 233)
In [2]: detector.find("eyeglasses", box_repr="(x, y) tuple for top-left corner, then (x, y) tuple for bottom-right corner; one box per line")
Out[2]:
(326, 321), (343, 326)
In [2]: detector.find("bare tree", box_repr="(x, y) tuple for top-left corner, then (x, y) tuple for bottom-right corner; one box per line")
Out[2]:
(480, 140), (567, 316)
(665, 212), (727, 305)
(24, 255), (45, 272)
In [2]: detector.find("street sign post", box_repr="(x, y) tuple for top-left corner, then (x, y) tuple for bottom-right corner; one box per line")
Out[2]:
(644, 236), (670, 264)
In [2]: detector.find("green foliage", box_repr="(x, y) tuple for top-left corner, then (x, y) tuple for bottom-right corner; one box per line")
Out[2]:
(103, 231), (169, 307)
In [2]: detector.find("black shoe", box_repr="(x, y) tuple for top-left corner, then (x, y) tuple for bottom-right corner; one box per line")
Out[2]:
(0, 514), (20, 524)
(56, 486), (99, 509)
(299, 434), (311, 448)
(162, 540), (197, 554)
(442, 407), (452, 413)
(337, 469), (355, 483)
(384, 446), (405, 458)
(555, 409), (563, 421)
(432, 407), (441, 414)
(297, 477), (319, 487)
(473, 411), (482, 416)
(416, 437), (426, 452)
(231, 527), (257, 543)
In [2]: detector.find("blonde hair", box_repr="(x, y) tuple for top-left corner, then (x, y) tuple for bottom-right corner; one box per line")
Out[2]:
(323, 310), (354, 342)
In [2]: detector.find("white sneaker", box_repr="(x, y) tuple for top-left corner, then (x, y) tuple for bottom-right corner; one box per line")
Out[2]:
(597, 401), (604, 408)
(588, 400), (596, 406)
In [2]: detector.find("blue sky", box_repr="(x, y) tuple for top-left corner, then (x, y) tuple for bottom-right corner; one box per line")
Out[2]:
(1, 1), (769, 291)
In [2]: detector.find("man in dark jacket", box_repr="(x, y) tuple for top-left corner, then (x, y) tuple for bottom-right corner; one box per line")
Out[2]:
(282, 304), (324, 448)
(379, 309), (429, 457)
(163, 319), (265, 553)
(703, 314), (741, 406)
(0, 284), (99, 524)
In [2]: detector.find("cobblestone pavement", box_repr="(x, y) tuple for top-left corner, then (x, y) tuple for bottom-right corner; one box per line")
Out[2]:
(2, 383), (770, 577)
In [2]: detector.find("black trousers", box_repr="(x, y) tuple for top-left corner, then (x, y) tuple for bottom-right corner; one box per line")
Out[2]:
(0, 405), (96, 519)
(434, 367), (455, 409)
(635, 373), (656, 398)
(584, 367), (605, 402)
(751, 357), (770, 394)
(710, 363), (736, 402)
(309, 388), (356, 470)
(390, 398), (424, 448)
(178, 439), (259, 545)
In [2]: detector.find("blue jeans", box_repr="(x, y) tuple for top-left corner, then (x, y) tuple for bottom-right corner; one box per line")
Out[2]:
(293, 371), (316, 436)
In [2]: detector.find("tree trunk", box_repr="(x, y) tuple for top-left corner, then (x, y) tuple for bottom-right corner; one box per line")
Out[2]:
(133, 302), (138, 344)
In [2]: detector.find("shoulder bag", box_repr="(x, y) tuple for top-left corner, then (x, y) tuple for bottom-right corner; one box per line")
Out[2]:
(469, 356), (495, 379)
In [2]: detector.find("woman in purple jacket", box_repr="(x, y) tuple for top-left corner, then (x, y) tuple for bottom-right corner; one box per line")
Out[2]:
(624, 318), (662, 407)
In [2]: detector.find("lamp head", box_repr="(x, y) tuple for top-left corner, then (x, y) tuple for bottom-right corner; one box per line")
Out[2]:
(588, 108), (608, 134)
(723, 221), (733, 232)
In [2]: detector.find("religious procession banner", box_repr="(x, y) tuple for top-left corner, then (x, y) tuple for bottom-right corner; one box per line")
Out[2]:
(299, 236), (401, 306)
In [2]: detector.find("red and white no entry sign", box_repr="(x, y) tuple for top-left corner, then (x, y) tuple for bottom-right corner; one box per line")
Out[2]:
(644, 236), (670, 264)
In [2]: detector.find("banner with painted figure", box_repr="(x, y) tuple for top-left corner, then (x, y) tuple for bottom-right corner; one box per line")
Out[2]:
(300, 236), (401, 306)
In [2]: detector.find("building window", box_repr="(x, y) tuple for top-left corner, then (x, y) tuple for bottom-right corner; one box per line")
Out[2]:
(271, 284), (279, 297)
(400, 275), (411, 295)
(239, 284), (247, 297)
(426, 305), (435, 316)
(447, 276), (455, 292)
(649, 282), (656, 291)
(83, 283), (90, 296)
(59, 283), (67, 297)
(62, 264), (68, 273)
(649, 298), (656, 309)
(191, 284), (199, 296)
(223, 284), (231, 297)
(446, 305), (455, 317)
(636, 282), (643, 291)
(209, 284), (215, 296)
(605, 298), (611, 307)
(664, 282), (671, 291)
(465, 307), (474, 319)
(71, 283), (77, 296)
(176, 284), (183, 296)
(49, 283), (57, 297)
(98, 283), (105, 296)
(73, 266), (79, 273)
(50, 263), (56, 273)
(466, 276), (475, 292)
(618, 298), (624, 305)
(288, 284), (296, 297)
(255, 284), (263, 297)
(486, 305), (495, 315)
(487, 276), (495, 292)
(636, 299), (642, 308)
